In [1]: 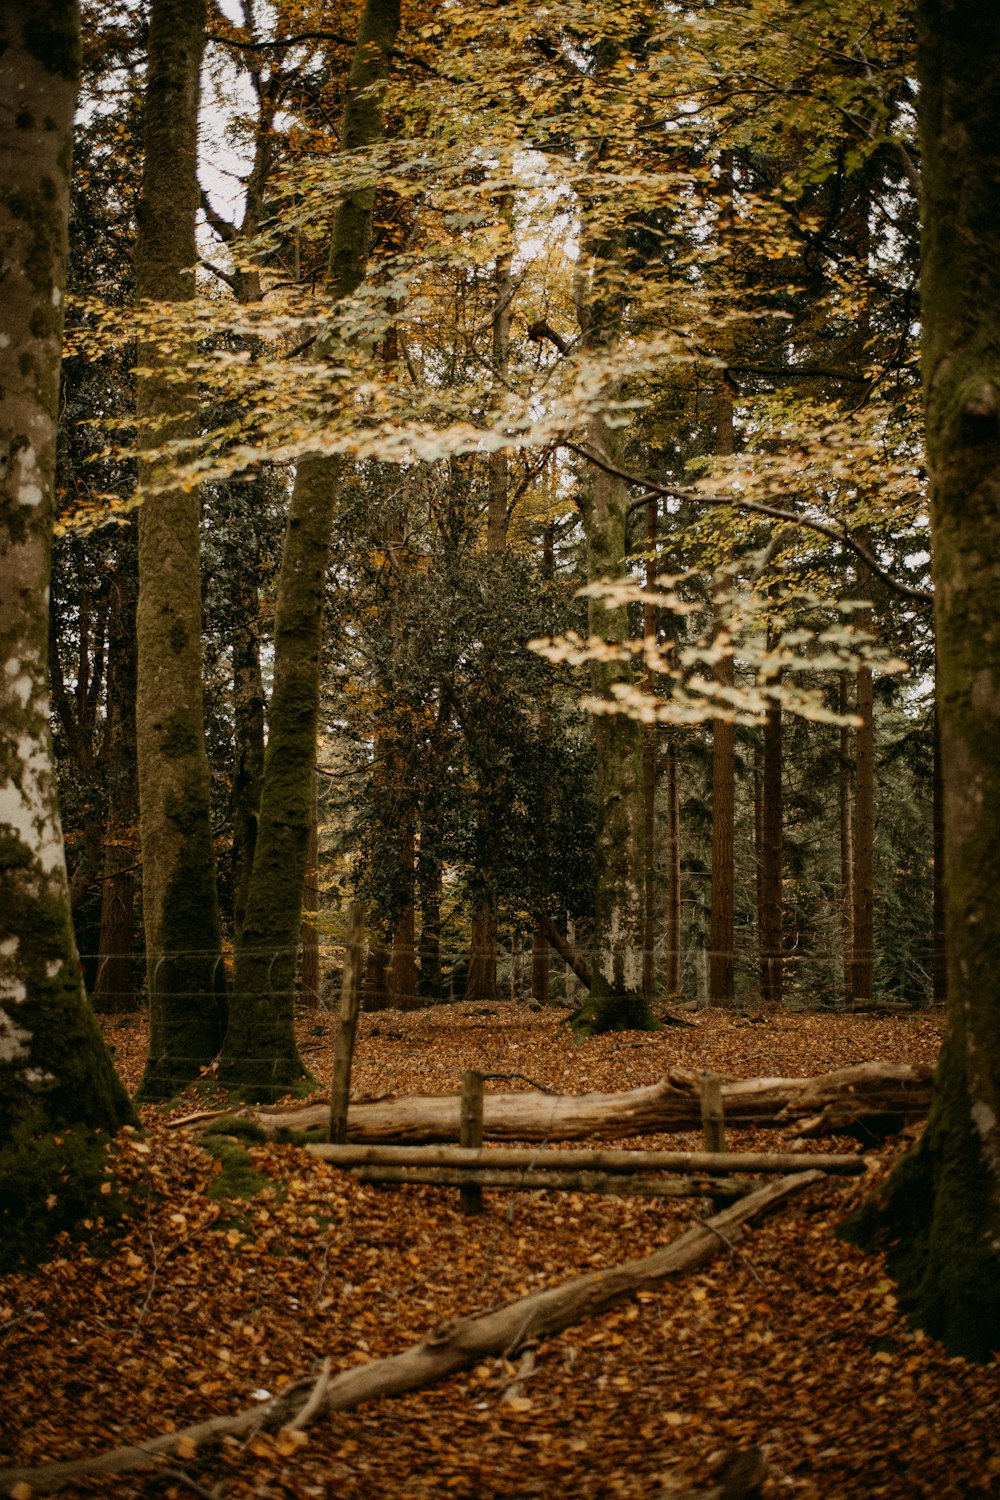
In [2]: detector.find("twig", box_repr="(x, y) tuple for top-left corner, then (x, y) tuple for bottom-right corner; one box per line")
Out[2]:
(695, 1215), (765, 1286)
(287, 1358), (332, 1431)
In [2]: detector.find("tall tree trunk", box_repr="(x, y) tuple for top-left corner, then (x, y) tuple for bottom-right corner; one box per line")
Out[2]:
(664, 743), (682, 995)
(466, 902), (498, 1004)
(849, 1), (1000, 1357)
(388, 813), (418, 1010)
(221, 0), (401, 1099)
(531, 923), (550, 1005)
(758, 672), (783, 1007)
(93, 540), (139, 1012)
(839, 672), (855, 1007)
(851, 622), (875, 1007)
(642, 495), (659, 1003)
(931, 697), (947, 1007)
(417, 826), (443, 1001)
(0, 0), (135, 1268)
(708, 597), (736, 1007)
(231, 569), (265, 940)
(709, 396), (736, 1007)
(134, 0), (226, 1099)
(298, 769), (320, 1007)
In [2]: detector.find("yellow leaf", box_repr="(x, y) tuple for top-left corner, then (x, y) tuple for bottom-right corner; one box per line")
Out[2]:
(176, 1437), (197, 1460)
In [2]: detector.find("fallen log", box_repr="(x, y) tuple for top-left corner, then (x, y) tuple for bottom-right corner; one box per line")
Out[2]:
(307, 1142), (869, 1174)
(349, 1166), (754, 1197)
(230, 1061), (931, 1143)
(0, 1172), (821, 1496)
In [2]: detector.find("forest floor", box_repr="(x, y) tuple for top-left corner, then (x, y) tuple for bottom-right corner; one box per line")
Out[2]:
(2, 1002), (998, 1500)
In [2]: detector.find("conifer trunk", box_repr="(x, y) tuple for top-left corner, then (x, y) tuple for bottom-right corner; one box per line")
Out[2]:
(221, 0), (401, 1097)
(850, 0), (1000, 1357)
(0, 0), (135, 1266)
(709, 399), (736, 1007)
(134, 0), (226, 1099)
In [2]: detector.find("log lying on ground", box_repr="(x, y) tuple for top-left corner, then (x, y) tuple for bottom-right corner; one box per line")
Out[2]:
(307, 1142), (869, 1174)
(348, 1167), (755, 1198)
(0, 1172), (821, 1496)
(226, 1061), (931, 1143)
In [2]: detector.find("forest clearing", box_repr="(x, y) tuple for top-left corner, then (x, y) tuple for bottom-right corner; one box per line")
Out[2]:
(3, 1001), (996, 1500)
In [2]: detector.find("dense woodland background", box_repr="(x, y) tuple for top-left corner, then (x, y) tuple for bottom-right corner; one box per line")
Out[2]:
(54, 0), (936, 1035)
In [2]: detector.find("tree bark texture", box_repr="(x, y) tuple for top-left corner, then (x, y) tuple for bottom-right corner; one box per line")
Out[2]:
(709, 620), (736, 1006)
(221, 0), (401, 1099)
(0, 0), (135, 1262)
(850, 637), (875, 1006)
(852, 0), (1000, 1358)
(758, 679), (782, 1007)
(134, 0), (227, 1099)
(838, 672), (855, 1007)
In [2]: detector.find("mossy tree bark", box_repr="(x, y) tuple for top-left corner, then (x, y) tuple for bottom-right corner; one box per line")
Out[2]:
(0, 0), (136, 1269)
(134, 0), (227, 1100)
(848, 0), (1000, 1359)
(572, 420), (655, 1037)
(220, 0), (401, 1099)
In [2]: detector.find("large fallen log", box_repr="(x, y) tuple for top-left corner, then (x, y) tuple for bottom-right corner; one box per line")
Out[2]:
(0, 1172), (821, 1496)
(307, 1142), (869, 1174)
(224, 1061), (931, 1143)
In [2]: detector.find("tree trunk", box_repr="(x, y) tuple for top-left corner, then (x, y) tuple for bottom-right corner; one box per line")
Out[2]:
(531, 922), (549, 1005)
(93, 539), (139, 1013)
(230, 569), (265, 940)
(134, 0), (227, 1099)
(466, 900), (498, 1003)
(851, 648), (875, 1006)
(665, 741), (682, 995)
(298, 769), (320, 1007)
(758, 677), (782, 1007)
(221, 0), (401, 1099)
(417, 835), (443, 1001)
(709, 615), (736, 1006)
(849, 1), (1000, 1358)
(931, 698), (946, 1006)
(839, 672), (855, 1007)
(0, 0), (135, 1269)
(388, 814), (418, 1010)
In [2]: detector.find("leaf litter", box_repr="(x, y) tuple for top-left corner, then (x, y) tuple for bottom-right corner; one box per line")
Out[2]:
(1, 1003), (997, 1499)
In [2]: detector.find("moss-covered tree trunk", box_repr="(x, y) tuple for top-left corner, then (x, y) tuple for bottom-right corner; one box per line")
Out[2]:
(0, 0), (135, 1268)
(848, 0), (1000, 1358)
(134, 0), (226, 1100)
(571, 415), (655, 1037)
(220, 0), (401, 1098)
(757, 674), (782, 1007)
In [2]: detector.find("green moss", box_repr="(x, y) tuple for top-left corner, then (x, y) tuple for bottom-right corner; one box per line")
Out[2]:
(204, 1115), (266, 1144)
(569, 991), (661, 1039)
(23, 4), (81, 81)
(0, 1124), (132, 1273)
(161, 712), (199, 759)
(203, 1134), (268, 1201)
(843, 1036), (1000, 1361)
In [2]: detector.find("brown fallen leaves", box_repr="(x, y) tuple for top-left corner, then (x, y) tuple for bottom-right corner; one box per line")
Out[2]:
(1, 1003), (997, 1499)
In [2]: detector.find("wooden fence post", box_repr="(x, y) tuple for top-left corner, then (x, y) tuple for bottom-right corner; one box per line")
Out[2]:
(699, 1071), (727, 1153)
(329, 904), (365, 1144)
(459, 1070), (484, 1216)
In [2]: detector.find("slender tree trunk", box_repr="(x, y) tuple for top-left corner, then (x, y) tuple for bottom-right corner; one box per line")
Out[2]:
(758, 675), (783, 1007)
(839, 672), (855, 1008)
(664, 743), (682, 995)
(851, 628), (875, 1007)
(850, 2), (1000, 1357)
(221, 0), (401, 1098)
(642, 496), (659, 1003)
(0, 0), (135, 1268)
(531, 923), (550, 1005)
(417, 832), (443, 1001)
(388, 813), (418, 1010)
(134, 0), (226, 1099)
(709, 397), (736, 1007)
(93, 541), (139, 1012)
(231, 573), (265, 940)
